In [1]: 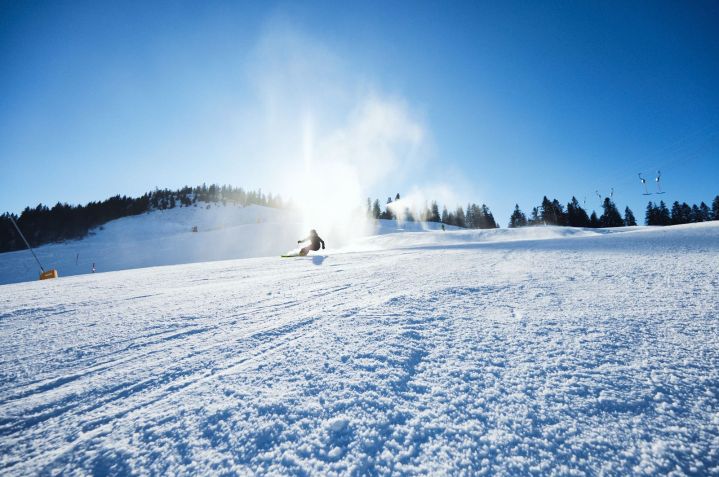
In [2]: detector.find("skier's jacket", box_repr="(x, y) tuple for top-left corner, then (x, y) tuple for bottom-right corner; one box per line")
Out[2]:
(300, 231), (325, 250)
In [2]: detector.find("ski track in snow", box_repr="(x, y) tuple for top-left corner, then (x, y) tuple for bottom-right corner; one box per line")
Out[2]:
(1, 223), (719, 475)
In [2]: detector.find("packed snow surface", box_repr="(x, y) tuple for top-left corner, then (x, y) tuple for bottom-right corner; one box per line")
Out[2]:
(1, 221), (718, 475)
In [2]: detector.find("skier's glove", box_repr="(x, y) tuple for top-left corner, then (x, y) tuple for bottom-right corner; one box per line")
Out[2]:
(297, 240), (301, 244)
(322, 244), (325, 249)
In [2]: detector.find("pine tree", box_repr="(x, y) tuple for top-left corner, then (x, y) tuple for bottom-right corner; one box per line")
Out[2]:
(645, 201), (657, 225)
(465, 203), (474, 228)
(454, 206), (466, 228)
(470, 204), (478, 228)
(681, 203), (692, 223)
(589, 211), (600, 228)
(208, 184), (219, 202)
(530, 207), (540, 225)
(670, 201), (684, 225)
(372, 199), (381, 219)
(567, 196), (590, 227)
(657, 201), (671, 225)
(508, 204), (527, 228)
(676, 202), (689, 223)
(600, 198), (623, 227)
(712, 195), (719, 220)
(441, 206), (449, 224)
(624, 207), (637, 226)
(540, 196), (554, 225)
(481, 204), (497, 228)
(691, 204), (701, 223)
(551, 199), (568, 225)
(430, 201), (440, 222)
(699, 202), (711, 222)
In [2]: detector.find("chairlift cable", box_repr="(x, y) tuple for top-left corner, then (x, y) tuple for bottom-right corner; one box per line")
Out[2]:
(596, 129), (717, 192)
(580, 122), (718, 199)
(586, 130), (717, 202)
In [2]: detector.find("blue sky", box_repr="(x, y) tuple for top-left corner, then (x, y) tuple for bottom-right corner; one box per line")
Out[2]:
(1, 0), (718, 224)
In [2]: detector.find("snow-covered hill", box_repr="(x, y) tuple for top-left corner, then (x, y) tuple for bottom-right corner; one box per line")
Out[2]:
(1, 221), (718, 475)
(0, 204), (300, 285)
(0, 204), (459, 285)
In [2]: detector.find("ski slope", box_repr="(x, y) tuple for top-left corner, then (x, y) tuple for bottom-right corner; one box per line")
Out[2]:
(0, 204), (455, 285)
(0, 204), (301, 286)
(1, 222), (718, 475)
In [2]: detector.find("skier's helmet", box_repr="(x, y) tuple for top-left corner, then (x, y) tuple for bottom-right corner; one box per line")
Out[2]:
(310, 229), (317, 234)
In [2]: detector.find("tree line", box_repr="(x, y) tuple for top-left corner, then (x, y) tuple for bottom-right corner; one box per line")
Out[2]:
(0, 184), (284, 253)
(508, 196), (628, 228)
(366, 193), (499, 229)
(3, 185), (718, 255)
(508, 195), (719, 228)
(645, 199), (719, 226)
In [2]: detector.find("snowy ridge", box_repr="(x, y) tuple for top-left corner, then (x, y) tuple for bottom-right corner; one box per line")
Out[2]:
(1, 221), (718, 474)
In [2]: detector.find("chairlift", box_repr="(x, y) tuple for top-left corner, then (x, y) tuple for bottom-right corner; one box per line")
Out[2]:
(654, 170), (666, 194)
(638, 173), (652, 195)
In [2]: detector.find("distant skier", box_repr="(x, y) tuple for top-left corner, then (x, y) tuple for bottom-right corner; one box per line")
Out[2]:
(297, 229), (325, 256)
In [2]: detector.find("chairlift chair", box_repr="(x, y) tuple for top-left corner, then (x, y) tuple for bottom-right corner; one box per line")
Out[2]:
(655, 170), (666, 194)
(638, 173), (652, 195)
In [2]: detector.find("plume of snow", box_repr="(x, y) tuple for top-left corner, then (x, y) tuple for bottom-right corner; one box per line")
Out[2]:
(237, 17), (462, 247)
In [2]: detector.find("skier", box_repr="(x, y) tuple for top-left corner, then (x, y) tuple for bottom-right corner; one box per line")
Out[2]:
(297, 229), (325, 256)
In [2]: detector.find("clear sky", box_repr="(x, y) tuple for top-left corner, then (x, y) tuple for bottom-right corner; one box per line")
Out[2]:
(1, 0), (718, 225)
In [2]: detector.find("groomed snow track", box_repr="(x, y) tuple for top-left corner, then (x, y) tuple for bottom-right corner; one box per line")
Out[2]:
(1, 223), (718, 475)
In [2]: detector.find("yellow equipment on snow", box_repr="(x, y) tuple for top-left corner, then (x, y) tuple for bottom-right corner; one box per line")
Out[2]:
(39, 270), (59, 280)
(9, 216), (60, 281)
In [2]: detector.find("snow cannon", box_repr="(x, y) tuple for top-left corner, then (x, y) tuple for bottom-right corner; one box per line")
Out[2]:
(8, 216), (58, 281)
(39, 269), (59, 280)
